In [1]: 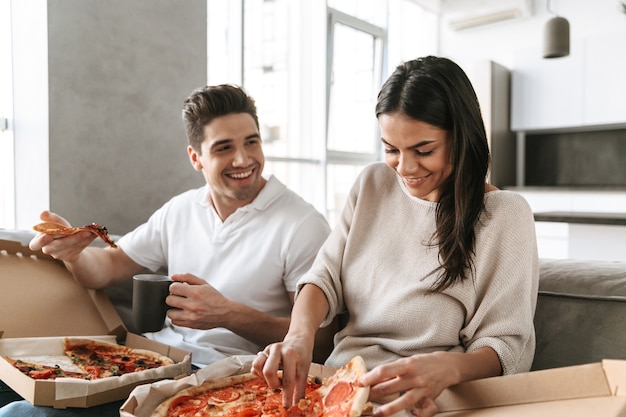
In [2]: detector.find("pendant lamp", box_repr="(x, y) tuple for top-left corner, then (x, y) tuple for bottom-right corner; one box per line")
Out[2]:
(543, 0), (570, 59)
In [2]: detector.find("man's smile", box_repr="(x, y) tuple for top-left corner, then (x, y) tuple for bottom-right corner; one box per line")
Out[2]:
(228, 169), (254, 180)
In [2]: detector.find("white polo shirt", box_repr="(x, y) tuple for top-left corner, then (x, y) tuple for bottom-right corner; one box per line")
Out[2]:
(117, 175), (330, 366)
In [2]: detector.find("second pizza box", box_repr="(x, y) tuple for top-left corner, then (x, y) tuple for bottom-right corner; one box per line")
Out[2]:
(435, 359), (626, 416)
(0, 235), (192, 408)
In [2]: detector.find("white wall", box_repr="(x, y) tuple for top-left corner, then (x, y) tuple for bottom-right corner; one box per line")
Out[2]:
(11, 0), (208, 234)
(439, 0), (626, 69)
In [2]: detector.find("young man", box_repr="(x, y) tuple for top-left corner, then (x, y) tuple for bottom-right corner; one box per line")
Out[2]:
(0, 84), (331, 416)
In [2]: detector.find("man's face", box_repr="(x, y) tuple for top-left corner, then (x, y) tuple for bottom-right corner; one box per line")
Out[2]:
(188, 113), (265, 215)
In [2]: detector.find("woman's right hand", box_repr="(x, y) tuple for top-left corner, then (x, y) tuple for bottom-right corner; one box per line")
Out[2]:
(252, 334), (315, 408)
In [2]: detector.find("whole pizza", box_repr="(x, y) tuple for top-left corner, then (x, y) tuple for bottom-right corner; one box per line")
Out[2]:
(151, 356), (370, 417)
(4, 337), (174, 380)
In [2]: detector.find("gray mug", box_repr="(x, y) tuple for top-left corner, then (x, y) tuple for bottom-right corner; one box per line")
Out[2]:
(132, 274), (173, 333)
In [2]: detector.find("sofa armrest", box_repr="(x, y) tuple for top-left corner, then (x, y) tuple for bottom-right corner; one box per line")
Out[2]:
(532, 258), (626, 370)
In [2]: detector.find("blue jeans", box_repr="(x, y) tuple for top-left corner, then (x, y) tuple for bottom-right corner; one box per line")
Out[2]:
(0, 377), (123, 416)
(0, 365), (200, 416)
(0, 400), (124, 417)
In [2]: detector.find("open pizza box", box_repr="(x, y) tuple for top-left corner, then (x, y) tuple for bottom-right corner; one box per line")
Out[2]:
(434, 360), (626, 416)
(120, 355), (340, 417)
(0, 236), (192, 408)
(120, 356), (626, 417)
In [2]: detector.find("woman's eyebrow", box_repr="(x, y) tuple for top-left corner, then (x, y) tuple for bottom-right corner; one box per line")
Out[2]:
(381, 138), (434, 148)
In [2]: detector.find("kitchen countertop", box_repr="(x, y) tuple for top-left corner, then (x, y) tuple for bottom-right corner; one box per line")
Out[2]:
(533, 211), (626, 226)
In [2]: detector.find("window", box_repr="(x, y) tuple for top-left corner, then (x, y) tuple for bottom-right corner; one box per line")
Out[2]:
(0, 0), (15, 229)
(241, 0), (329, 216)
(207, 0), (438, 225)
(324, 8), (385, 222)
(3, 0), (437, 230)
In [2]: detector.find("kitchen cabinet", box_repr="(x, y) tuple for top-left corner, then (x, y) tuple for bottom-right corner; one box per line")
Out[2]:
(511, 42), (584, 131)
(584, 34), (626, 126)
(513, 189), (626, 261)
(511, 32), (626, 132)
(463, 60), (516, 188)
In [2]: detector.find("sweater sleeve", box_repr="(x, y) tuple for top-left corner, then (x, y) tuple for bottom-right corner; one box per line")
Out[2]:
(459, 191), (539, 374)
(296, 169), (363, 327)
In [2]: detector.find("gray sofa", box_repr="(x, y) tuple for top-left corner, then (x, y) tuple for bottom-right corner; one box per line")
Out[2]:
(531, 257), (626, 370)
(1, 228), (625, 371)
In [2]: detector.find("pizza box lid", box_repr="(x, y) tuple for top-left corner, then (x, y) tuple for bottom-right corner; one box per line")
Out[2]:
(0, 236), (125, 339)
(121, 357), (626, 417)
(0, 236), (193, 407)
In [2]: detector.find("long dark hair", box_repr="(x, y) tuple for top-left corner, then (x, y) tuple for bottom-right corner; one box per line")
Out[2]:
(376, 56), (490, 292)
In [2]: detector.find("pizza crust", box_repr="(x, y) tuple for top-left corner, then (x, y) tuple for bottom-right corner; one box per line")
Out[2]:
(63, 337), (174, 368)
(151, 373), (260, 417)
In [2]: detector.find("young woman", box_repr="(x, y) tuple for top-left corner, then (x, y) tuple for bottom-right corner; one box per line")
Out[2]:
(253, 56), (539, 417)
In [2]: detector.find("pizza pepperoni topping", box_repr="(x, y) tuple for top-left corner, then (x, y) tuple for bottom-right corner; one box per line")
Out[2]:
(324, 381), (353, 407)
(208, 388), (242, 404)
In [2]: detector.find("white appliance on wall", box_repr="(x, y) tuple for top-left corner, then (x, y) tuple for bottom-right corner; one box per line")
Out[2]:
(443, 0), (532, 31)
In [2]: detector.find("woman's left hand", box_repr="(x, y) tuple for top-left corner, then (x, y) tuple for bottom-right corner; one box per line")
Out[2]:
(359, 352), (460, 417)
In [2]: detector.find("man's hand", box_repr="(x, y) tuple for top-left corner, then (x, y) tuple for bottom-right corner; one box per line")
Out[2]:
(29, 211), (97, 262)
(166, 273), (233, 329)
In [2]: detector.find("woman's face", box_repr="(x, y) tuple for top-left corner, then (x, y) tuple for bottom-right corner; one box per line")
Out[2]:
(379, 112), (452, 202)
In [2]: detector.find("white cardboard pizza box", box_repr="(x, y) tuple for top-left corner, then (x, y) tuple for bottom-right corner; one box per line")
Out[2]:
(0, 237), (192, 408)
(120, 357), (626, 417)
(435, 360), (626, 416)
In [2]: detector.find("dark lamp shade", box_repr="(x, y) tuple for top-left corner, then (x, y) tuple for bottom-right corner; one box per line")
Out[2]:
(544, 16), (570, 58)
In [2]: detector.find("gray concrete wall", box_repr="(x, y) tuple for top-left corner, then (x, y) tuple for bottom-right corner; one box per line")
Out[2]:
(46, 0), (206, 235)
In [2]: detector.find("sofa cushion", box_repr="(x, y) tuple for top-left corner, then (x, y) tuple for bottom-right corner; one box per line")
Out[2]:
(532, 258), (626, 370)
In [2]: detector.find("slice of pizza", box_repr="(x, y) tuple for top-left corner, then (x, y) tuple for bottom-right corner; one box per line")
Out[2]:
(33, 221), (118, 248)
(63, 338), (174, 379)
(317, 355), (370, 417)
(4, 357), (89, 380)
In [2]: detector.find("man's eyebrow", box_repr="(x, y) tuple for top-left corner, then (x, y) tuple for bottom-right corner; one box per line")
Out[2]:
(245, 133), (261, 140)
(209, 133), (260, 150)
(209, 139), (232, 150)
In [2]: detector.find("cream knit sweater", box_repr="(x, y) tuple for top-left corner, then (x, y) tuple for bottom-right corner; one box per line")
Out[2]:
(298, 163), (539, 375)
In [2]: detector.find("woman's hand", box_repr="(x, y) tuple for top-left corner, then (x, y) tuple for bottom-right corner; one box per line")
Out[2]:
(252, 334), (315, 408)
(252, 284), (331, 408)
(360, 352), (461, 417)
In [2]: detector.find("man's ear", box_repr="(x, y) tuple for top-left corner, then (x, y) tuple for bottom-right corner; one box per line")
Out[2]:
(187, 145), (203, 170)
